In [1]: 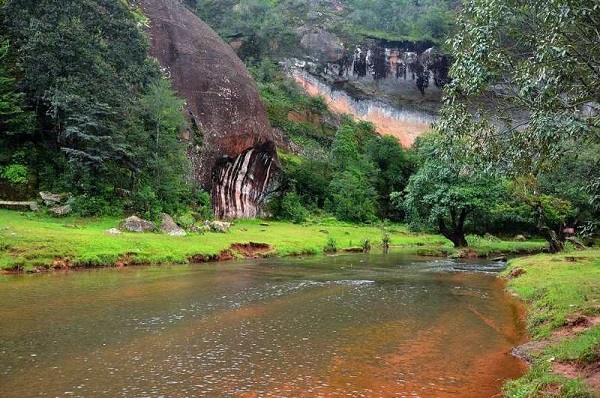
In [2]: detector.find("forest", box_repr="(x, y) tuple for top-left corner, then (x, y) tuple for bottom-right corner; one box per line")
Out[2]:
(1, 0), (598, 254)
(0, 1), (599, 397)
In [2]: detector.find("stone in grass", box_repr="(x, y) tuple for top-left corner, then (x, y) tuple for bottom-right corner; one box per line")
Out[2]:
(204, 220), (231, 233)
(120, 216), (156, 233)
(106, 228), (122, 236)
(160, 213), (186, 236)
(39, 191), (64, 206)
(48, 204), (72, 217)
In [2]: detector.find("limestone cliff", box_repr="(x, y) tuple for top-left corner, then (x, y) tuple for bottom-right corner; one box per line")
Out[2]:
(135, 0), (278, 219)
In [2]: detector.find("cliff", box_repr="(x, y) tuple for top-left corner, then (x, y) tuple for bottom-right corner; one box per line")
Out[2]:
(135, 0), (278, 219)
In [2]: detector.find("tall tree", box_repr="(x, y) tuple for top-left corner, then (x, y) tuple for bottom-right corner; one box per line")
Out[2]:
(396, 132), (500, 248)
(437, 0), (600, 251)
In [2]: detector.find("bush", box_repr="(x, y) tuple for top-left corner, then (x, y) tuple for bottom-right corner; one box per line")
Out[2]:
(1, 164), (28, 184)
(324, 236), (337, 253)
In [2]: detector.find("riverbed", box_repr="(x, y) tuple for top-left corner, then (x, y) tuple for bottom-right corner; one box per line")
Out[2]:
(0, 254), (527, 397)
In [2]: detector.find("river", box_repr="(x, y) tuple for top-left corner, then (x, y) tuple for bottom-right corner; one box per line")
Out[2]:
(0, 254), (527, 397)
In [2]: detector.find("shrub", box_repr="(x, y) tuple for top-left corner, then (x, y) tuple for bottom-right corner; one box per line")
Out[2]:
(324, 236), (337, 253)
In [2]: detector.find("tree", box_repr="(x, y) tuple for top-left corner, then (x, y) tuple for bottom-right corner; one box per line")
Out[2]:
(437, 0), (600, 251)
(396, 132), (500, 248)
(365, 135), (414, 220)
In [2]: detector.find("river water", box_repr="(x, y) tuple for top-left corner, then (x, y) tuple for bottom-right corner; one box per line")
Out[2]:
(0, 254), (527, 397)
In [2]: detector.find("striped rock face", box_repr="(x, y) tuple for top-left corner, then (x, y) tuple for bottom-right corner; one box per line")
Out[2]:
(212, 142), (277, 219)
(136, 0), (278, 219)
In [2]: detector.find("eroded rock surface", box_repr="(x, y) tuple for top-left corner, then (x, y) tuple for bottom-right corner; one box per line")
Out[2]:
(136, 0), (278, 219)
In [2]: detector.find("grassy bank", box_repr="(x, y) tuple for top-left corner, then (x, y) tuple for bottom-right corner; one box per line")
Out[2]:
(502, 250), (600, 397)
(0, 209), (546, 272)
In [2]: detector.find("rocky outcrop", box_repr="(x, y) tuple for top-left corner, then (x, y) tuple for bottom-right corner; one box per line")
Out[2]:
(298, 27), (345, 63)
(120, 216), (155, 233)
(203, 220), (232, 233)
(212, 141), (277, 219)
(160, 213), (186, 236)
(136, 0), (278, 219)
(48, 205), (72, 217)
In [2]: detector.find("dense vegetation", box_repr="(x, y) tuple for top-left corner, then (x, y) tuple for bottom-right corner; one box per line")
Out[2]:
(430, 0), (600, 251)
(186, 0), (459, 63)
(0, 0), (192, 217)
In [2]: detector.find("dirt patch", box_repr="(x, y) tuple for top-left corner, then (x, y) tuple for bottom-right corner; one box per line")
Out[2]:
(230, 242), (272, 258)
(506, 267), (527, 280)
(554, 315), (600, 338)
(190, 243), (273, 263)
(512, 314), (600, 395)
(539, 383), (563, 396)
(552, 361), (600, 395)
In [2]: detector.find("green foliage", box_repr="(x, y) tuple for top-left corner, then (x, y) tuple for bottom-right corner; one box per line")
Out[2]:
(397, 131), (503, 247)
(323, 236), (337, 253)
(193, 0), (458, 60)
(437, 0), (600, 247)
(327, 170), (378, 223)
(1, 164), (28, 184)
(271, 189), (308, 223)
(502, 252), (600, 398)
(0, 0), (191, 215)
(361, 238), (371, 252)
(193, 190), (214, 220)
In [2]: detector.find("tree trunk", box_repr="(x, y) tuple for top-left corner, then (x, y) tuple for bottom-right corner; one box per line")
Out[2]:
(438, 212), (468, 248)
(535, 203), (564, 253)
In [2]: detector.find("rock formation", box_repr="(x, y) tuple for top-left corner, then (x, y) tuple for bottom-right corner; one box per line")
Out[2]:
(135, 0), (278, 219)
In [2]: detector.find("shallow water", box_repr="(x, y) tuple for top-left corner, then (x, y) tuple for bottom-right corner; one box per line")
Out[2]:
(0, 254), (527, 397)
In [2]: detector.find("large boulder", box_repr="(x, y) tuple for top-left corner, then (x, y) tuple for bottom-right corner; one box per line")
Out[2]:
(120, 216), (155, 233)
(48, 205), (72, 217)
(136, 0), (279, 219)
(160, 213), (186, 236)
(39, 191), (63, 206)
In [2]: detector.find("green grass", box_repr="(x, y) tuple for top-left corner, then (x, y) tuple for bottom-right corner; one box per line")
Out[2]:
(504, 251), (600, 338)
(0, 209), (547, 272)
(0, 209), (447, 271)
(502, 250), (600, 398)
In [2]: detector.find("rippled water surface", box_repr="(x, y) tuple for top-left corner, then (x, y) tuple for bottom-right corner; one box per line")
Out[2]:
(0, 254), (527, 397)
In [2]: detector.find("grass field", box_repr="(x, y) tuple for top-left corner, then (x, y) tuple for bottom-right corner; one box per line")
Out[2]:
(502, 250), (600, 398)
(0, 209), (546, 271)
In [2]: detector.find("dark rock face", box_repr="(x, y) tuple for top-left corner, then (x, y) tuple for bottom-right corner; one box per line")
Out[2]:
(136, 0), (278, 219)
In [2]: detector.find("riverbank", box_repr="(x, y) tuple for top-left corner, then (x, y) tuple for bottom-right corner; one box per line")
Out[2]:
(502, 250), (600, 397)
(0, 209), (546, 272)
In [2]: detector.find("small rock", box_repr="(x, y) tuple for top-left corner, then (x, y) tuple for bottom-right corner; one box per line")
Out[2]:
(39, 191), (63, 206)
(160, 213), (186, 236)
(319, 229), (329, 234)
(514, 234), (527, 241)
(105, 228), (122, 236)
(204, 221), (231, 233)
(29, 203), (39, 212)
(119, 216), (155, 233)
(48, 204), (72, 217)
(490, 256), (508, 262)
